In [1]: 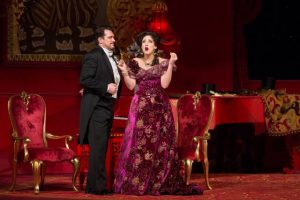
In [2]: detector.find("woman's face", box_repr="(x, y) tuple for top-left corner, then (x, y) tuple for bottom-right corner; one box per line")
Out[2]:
(141, 35), (157, 55)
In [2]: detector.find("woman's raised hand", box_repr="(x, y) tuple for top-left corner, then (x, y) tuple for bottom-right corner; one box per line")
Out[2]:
(169, 52), (178, 64)
(118, 59), (126, 70)
(118, 59), (129, 76)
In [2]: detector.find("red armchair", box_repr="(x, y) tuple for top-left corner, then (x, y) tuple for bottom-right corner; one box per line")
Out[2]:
(8, 91), (79, 194)
(177, 92), (214, 190)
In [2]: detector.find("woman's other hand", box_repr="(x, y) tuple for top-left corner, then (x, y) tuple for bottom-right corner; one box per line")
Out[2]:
(169, 52), (178, 65)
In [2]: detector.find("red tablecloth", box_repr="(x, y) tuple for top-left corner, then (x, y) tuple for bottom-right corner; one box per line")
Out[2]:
(209, 95), (266, 135)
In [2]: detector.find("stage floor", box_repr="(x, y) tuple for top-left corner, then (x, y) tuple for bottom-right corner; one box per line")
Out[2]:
(0, 173), (299, 200)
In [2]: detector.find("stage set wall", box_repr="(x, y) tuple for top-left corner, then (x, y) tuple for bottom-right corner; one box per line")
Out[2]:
(0, 0), (299, 176)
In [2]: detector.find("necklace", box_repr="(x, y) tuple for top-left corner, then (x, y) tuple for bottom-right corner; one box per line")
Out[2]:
(145, 61), (151, 66)
(143, 58), (153, 66)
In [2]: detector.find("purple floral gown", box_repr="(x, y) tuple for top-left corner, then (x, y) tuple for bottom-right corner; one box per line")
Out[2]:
(114, 59), (203, 195)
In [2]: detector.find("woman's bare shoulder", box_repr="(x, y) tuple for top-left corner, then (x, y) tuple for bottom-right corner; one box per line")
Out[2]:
(133, 57), (142, 62)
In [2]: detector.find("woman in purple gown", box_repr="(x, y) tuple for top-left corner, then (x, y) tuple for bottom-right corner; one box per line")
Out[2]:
(114, 31), (203, 195)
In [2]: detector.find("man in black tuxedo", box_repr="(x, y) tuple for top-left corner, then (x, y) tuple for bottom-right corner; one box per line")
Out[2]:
(79, 26), (121, 195)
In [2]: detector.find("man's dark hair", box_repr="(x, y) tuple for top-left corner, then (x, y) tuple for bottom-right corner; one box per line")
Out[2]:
(94, 26), (113, 43)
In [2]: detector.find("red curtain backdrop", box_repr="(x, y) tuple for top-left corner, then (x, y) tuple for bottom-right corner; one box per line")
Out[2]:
(233, 0), (262, 89)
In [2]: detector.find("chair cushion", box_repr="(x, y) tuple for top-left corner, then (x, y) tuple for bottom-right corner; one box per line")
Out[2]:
(177, 148), (197, 160)
(178, 140), (205, 160)
(18, 147), (76, 162)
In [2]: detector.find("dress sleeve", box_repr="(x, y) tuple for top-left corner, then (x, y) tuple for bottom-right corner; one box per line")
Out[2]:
(126, 59), (140, 79)
(159, 59), (177, 75)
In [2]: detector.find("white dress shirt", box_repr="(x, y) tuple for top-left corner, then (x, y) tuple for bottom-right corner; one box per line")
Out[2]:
(102, 47), (120, 98)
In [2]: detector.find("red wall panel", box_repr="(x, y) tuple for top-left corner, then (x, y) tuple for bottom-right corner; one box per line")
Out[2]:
(167, 0), (234, 92)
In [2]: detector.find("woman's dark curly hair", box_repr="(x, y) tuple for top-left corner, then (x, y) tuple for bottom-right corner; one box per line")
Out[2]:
(136, 31), (160, 65)
(136, 31), (160, 47)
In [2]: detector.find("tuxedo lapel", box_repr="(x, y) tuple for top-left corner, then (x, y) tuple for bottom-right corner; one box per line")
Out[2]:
(104, 55), (115, 83)
(98, 47), (115, 82)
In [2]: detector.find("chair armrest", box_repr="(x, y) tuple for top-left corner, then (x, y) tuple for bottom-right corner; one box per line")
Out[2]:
(46, 133), (73, 149)
(193, 131), (211, 142)
(12, 133), (31, 162)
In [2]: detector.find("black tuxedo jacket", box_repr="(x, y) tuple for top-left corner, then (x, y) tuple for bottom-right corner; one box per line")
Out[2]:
(79, 46), (122, 145)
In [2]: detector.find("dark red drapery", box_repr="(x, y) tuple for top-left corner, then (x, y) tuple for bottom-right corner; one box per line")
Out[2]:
(233, 0), (262, 89)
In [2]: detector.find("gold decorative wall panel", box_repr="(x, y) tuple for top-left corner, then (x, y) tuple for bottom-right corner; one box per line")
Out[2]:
(7, 0), (156, 62)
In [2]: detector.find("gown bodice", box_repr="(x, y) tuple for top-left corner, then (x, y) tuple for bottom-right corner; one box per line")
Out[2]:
(128, 59), (170, 97)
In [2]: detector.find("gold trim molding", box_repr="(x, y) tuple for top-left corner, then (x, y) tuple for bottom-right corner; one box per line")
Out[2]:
(7, 54), (83, 62)
(7, 0), (157, 62)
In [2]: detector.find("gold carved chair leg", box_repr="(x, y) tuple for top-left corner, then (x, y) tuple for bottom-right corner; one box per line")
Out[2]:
(9, 159), (18, 191)
(202, 139), (212, 190)
(71, 157), (80, 191)
(31, 160), (43, 194)
(184, 159), (193, 185)
(9, 140), (20, 191)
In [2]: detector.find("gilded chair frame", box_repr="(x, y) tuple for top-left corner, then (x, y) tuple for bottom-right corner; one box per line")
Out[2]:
(177, 92), (215, 190)
(8, 91), (80, 194)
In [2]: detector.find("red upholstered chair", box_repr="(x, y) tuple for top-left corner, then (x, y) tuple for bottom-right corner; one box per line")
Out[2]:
(8, 91), (79, 194)
(177, 92), (214, 190)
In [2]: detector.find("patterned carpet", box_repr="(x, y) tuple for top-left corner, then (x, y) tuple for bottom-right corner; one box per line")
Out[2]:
(0, 173), (299, 200)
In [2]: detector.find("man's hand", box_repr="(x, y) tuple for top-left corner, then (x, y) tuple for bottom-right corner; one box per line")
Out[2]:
(107, 83), (118, 95)
(79, 88), (84, 96)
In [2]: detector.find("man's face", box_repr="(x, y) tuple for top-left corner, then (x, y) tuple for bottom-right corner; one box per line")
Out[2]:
(98, 29), (115, 50)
